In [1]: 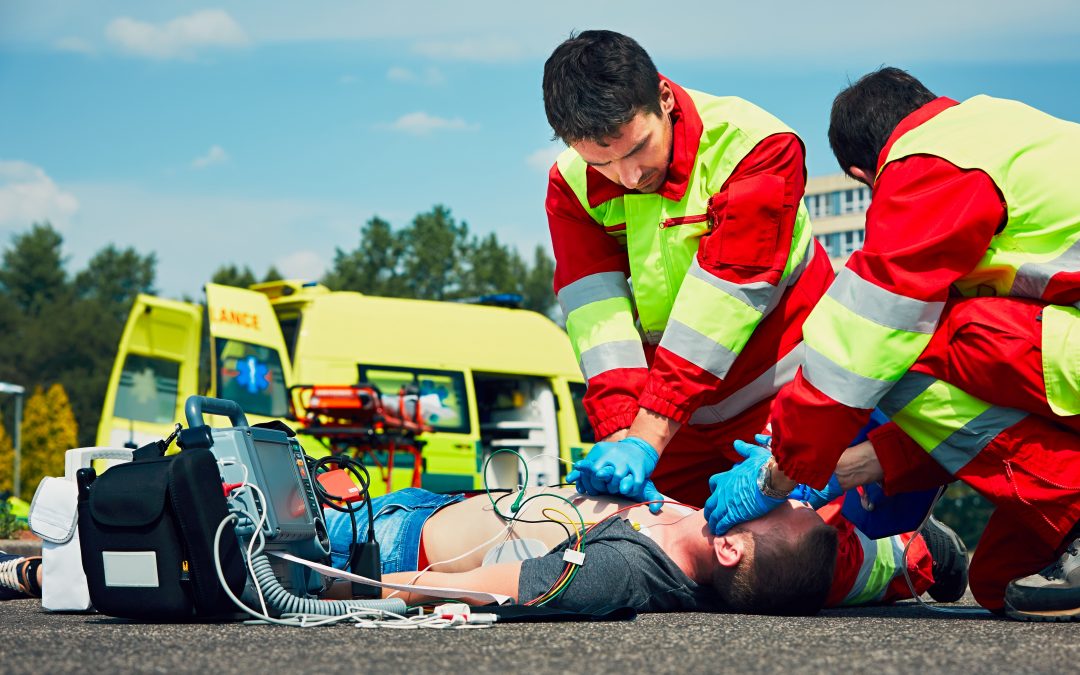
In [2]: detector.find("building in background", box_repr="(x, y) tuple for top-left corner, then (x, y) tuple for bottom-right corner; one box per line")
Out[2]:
(805, 173), (870, 269)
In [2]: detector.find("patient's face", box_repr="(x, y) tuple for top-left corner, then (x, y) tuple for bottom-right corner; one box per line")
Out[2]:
(735, 500), (824, 541)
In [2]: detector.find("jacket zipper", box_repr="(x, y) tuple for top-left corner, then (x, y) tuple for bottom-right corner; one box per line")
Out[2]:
(658, 213), (709, 308)
(659, 214), (709, 229)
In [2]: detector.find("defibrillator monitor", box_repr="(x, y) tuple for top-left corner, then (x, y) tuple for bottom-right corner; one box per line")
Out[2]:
(185, 396), (330, 561)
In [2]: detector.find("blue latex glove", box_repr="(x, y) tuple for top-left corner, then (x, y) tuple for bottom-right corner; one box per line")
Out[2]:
(565, 436), (665, 513)
(702, 439), (785, 535)
(788, 474), (844, 510)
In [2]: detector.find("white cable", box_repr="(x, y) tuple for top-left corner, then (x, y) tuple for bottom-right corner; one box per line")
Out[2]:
(900, 486), (989, 615)
(212, 514), (453, 630)
(231, 481), (271, 618)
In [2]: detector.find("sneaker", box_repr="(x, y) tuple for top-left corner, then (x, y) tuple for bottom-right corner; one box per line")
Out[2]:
(0, 551), (42, 600)
(922, 517), (969, 602)
(1004, 536), (1080, 622)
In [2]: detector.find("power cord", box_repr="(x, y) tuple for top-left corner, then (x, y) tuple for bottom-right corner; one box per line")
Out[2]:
(900, 485), (989, 616)
(307, 453), (376, 572)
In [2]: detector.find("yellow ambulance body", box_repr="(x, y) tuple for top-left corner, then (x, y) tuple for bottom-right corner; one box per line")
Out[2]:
(97, 281), (595, 495)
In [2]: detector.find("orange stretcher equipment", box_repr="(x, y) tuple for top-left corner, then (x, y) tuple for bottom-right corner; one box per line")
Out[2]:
(288, 384), (429, 491)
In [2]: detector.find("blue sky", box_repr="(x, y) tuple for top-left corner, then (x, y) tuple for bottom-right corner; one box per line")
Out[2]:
(2, 1), (1079, 298)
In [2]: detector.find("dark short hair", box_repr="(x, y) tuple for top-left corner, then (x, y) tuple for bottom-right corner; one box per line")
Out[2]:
(542, 30), (661, 144)
(714, 522), (838, 616)
(828, 67), (937, 178)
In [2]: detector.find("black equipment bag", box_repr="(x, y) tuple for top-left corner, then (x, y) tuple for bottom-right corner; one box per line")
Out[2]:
(77, 445), (247, 620)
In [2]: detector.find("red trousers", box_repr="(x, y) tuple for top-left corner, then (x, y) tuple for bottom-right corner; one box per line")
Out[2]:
(651, 398), (934, 607)
(871, 297), (1080, 610)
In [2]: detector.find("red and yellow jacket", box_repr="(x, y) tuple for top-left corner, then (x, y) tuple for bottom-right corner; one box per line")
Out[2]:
(547, 78), (832, 439)
(772, 96), (1080, 486)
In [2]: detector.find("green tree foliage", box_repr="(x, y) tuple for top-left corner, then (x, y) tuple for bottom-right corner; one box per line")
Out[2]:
(0, 223), (155, 446)
(17, 384), (76, 501)
(398, 205), (471, 300)
(210, 264), (258, 288)
(0, 223), (67, 316)
(74, 245), (157, 322)
(933, 482), (994, 550)
(522, 245), (557, 317)
(322, 206), (557, 315)
(323, 216), (404, 296)
(210, 263), (284, 288)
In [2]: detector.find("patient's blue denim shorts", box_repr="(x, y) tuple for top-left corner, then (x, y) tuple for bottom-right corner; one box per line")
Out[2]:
(324, 488), (464, 573)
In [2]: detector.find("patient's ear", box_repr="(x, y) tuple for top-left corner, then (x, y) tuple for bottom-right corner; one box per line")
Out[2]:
(713, 533), (745, 568)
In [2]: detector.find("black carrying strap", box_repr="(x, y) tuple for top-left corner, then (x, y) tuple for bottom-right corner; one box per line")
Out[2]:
(166, 448), (246, 614)
(481, 605), (637, 623)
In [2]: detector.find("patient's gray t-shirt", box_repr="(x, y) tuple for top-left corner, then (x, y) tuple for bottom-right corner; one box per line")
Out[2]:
(517, 518), (723, 613)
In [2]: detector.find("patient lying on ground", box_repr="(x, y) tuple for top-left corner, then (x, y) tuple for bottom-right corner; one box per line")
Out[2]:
(323, 487), (838, 615)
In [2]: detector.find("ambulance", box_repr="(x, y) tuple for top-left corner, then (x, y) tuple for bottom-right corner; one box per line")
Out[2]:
(96, 281), (595, 495)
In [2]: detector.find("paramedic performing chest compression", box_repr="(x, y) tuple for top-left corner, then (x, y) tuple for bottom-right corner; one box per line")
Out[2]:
(541, 32), (964, 607)
(703, 67), (1080, 620)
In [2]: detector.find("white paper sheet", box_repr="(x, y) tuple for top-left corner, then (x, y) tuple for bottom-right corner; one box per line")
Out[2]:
(269, 552), (512, 605)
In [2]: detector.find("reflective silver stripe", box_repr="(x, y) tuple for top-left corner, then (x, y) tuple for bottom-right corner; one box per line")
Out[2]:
(578, 340), (648, 380)
(929, 406), (1028, 473)
(690, 344), (805, 425)
(1012, 237), (1080, 299)
(829, 268), (945, 334)
(557, 271), (632, 316)
(843, 532), (906, 605)
(803, 345), (895, 409)
(686, 259), (776, 313)
(878, 371), (937, 418)
(843, 530), (879, 605)
(784, 235), (815, 285)
(661, 320), (739, 379)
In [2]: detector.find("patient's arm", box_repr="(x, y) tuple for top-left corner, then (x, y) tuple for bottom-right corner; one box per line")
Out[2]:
(379, 561), (523, 605)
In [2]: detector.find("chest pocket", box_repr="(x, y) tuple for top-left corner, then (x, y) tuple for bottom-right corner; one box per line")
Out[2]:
(701, 173), (785, 271)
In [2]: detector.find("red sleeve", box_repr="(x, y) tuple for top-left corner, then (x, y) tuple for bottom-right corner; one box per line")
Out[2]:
(547, 164), (643, 438)
(772, 155), (1005, 487)
(640, 133), (806, 422)
(867, 423), (954, 495)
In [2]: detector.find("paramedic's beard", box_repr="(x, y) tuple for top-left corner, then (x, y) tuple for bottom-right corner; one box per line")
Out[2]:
(635, 170), (664, 194)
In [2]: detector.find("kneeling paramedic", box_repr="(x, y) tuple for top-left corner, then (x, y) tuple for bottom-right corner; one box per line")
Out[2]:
(706, 67), (1080, 621)
(541, 31), (940, 605)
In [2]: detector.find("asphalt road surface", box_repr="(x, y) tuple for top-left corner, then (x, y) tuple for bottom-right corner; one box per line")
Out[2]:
(2, 595), (1077, 674)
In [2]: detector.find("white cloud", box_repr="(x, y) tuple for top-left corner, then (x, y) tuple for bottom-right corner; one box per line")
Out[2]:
(0, 160), (79, 230)
(105, 9), (249, 60)
(191, 145), (229, 169)
(526, 146), (563, 173)
(386, 66), (445, 85)
(388, 112), (477, 135)
(53, 37), (95, 55)
(412, 36), (525, 63)
(339, 74), (358, 85)
(274, 250), (326, 281)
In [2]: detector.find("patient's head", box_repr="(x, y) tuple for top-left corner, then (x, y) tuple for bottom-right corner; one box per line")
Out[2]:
(709, 501), (838, 615)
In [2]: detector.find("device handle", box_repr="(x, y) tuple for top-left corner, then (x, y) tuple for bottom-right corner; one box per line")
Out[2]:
(63, 447), (134, 480)
(185, 395), (250, 429)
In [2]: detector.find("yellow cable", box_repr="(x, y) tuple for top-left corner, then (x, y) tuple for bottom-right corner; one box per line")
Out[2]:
(541, 507), (640, 531)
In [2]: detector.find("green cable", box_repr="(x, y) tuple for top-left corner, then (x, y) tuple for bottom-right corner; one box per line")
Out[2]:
(480, 448), (588, 606)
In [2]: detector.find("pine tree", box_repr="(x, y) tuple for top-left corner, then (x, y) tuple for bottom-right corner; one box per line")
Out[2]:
(210, 264), (257, 288)
(18, 384), (77, 501)
(0, 418), (13, 495)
